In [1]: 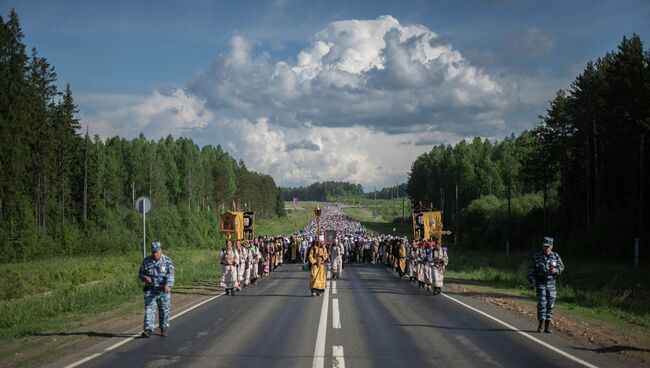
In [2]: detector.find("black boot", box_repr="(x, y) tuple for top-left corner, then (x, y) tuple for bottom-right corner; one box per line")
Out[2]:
(544, 320), (551, 333)
(537, 320), (544, 333)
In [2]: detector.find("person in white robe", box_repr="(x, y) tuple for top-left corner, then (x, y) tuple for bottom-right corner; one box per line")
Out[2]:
(220, 240), (240, 295)
(330, 239), (345, 279)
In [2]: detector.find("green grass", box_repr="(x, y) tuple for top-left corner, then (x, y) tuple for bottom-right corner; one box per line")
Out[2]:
(256, 202), (317, 236)
(0, 248), (218, 338)
(343, 207), (412, 237)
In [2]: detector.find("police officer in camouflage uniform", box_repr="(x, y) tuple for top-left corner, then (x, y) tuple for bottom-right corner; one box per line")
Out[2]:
(139, 241), (175, 337)
(527, 237), (564, 333)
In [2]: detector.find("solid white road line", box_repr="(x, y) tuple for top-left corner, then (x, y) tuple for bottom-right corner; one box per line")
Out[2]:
(312, 280), (330, 368)
(332, 298), (341, 329)
(64, 292), (226, 368)
(333, 345), (345, 368)
(441, 293), (598, 368)
(332, 281), (337, 294)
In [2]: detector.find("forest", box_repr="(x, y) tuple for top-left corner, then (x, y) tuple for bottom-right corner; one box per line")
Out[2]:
(0, 10), (284, 263)
(407, 34), (649, 261)
(280, 181), (365, 202)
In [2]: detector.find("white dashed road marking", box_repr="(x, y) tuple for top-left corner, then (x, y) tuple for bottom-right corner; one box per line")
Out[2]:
(332, 298), (341, 329)
(333, 345), (345, 368)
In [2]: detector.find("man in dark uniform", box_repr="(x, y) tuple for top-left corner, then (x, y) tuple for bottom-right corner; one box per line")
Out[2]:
(528, 237), (564, 333)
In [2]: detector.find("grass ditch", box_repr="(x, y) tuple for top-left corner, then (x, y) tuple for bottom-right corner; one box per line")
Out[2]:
(342, 207), (412, 236)
(0, 248), (219, 338)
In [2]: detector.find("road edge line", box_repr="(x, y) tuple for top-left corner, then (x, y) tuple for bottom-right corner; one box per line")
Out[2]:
(441, 292), (598, 368)
(64, 292), (225, 368)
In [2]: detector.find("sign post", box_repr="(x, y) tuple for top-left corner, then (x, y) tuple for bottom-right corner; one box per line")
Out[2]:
(135, 196), (152, 259)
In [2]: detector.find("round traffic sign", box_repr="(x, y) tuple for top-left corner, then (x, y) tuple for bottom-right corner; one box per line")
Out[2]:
(135, 196), (152, 214)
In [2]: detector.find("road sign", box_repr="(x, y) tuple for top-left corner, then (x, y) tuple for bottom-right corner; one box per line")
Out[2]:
(135, 196), (152, 259)
(135, 196), (152, 214)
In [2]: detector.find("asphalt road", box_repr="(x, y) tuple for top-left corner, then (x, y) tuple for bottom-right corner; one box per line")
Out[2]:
(56, 263), (625, 368)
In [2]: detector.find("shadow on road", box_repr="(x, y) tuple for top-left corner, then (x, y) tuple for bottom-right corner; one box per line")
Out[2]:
(392, 323), (537, 333)
(233, 293), (312, 298)
(173, 291), (221, 296)
(574, 345), (650, 354)
(34, 331), (136, 338)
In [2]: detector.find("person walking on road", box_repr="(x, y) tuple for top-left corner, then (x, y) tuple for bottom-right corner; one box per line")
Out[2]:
(139, 241), (175, 337)
(239, 240), (251, 288)
(397, 239), (407, 278)
(407, 240), (418, 283)
(308, 236), (329, 296)
(528, 236), (564, 333)
(250, 239), (261, 285)
(220, 240), (239, 295)
(331, 239), (345, 279)
(431, 241), (448, 295)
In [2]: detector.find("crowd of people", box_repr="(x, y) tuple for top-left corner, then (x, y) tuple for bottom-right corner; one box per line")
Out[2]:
(219, 236), (291, 295)
(216, 204), (450, 296)
(309, 205), (450, 294)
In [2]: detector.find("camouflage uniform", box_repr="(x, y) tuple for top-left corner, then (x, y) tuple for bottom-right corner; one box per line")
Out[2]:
(527, 250), (564, 322)
(139, 247), (175, 334)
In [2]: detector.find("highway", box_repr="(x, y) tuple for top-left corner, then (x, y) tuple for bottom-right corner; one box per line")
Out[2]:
(56, 263), (623, 368)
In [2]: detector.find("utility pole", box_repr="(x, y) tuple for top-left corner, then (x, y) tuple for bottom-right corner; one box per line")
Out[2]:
(83, 125), (89, 223)
(455, 184), (458, 247)
(507, 177), (512, 257)
(637, 133), (644, 266)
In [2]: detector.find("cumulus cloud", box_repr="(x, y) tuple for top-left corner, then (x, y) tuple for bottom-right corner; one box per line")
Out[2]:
(83, 15), (519, 188)
(188, 15), (511, 136)
(285, 139), (320, 151)
(81, 88), (213, 139)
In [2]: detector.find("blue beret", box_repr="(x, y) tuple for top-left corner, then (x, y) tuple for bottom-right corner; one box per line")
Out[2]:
(543, 237), (554, 247)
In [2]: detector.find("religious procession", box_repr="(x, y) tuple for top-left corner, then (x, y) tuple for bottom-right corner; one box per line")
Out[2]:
(216, 203), (451, 298)
(301, 204), (451, 296)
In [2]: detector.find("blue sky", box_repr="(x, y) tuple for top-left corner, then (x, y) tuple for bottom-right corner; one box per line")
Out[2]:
(3, 0), (649, 188)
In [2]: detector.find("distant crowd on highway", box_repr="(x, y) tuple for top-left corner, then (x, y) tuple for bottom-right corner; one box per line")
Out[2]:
(219, 204), (449, 296)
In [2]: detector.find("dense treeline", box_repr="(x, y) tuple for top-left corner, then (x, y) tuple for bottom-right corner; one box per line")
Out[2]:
(366, 183), (407, 200)
(0, 10), (284, 263)
(281, 181), (364, 202)
(407, 35), (649, 260)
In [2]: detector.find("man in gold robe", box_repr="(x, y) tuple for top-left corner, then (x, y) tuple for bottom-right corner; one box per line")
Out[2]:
(308, 237), (329, 296)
